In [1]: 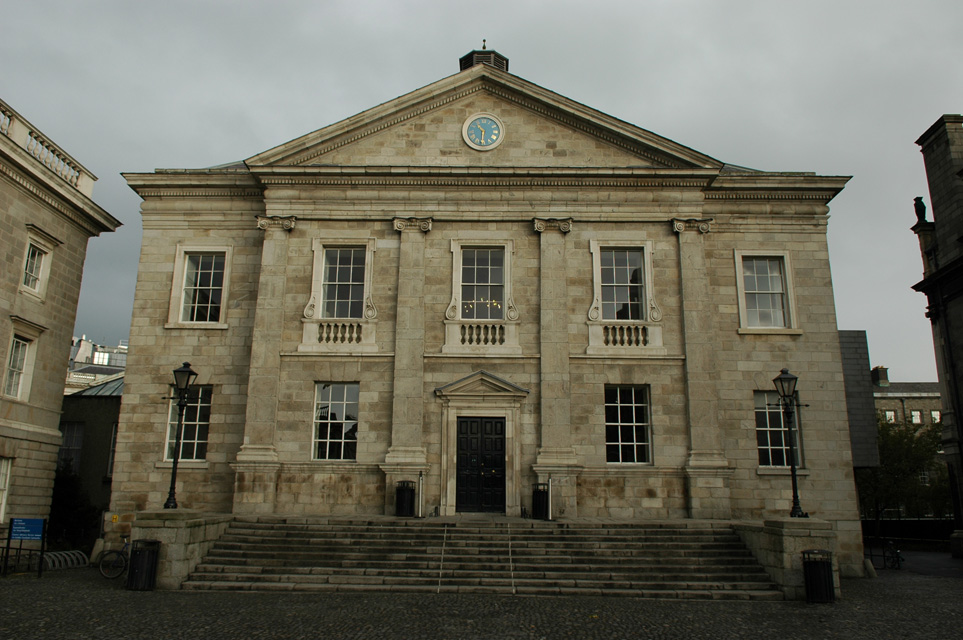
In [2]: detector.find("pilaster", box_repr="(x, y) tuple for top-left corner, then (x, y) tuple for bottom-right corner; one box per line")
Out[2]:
(673, 218), (732, 519)
(532, 218), (579, 517)
(382, 218), (432, 498)
(233, 215), (295, 513)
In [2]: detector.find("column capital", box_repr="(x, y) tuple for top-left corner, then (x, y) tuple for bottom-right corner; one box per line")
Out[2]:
(256, 215), (296, 231)
(671, 218), (712, 234)
(393, 217), (432, 233)
(533, 217), (573, 234)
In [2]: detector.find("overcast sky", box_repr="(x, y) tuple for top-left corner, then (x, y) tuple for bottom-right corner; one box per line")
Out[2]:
(4, 0), (961, 381)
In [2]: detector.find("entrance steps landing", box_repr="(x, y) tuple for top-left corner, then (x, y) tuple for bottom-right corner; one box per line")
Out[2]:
(182, 517), (782, 599)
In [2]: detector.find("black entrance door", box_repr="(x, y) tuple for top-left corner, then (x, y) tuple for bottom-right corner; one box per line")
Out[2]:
(456, 417), (506, 512)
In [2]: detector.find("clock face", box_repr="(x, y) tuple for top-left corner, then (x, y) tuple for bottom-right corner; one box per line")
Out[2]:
(463, 113), (504, 150)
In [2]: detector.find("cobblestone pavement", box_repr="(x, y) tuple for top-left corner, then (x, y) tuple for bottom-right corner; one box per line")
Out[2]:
(2, 565), (962, 640)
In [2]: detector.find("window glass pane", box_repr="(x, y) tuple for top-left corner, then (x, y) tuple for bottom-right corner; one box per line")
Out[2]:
(742, 257), (788, 328)
(321, 247), (366, 319)
(4, 335), (30, 398)
(314, 382), (360, 460)
(461, 248), (505, 320)
(600, 249), (644, 321)
(754, 390), (800, 467)
(182, 253), (225, 322)
(166, 385), (212, 461)
(23, 244), (45, 290)
(604, 385), (651, 464)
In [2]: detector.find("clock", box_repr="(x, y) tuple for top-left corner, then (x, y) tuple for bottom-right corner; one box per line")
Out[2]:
(463, 113), (505, 151)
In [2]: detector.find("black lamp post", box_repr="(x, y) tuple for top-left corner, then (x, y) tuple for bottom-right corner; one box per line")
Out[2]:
(773, 368), (808, 518)
(164, 362), (198, 509)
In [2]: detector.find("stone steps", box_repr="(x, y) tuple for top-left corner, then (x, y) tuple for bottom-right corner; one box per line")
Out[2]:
(182, 519), (782, 599)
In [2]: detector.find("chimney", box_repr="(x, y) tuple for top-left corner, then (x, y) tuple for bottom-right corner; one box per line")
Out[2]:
(459, 41), (508, 72)
(871, 366), (890, 387)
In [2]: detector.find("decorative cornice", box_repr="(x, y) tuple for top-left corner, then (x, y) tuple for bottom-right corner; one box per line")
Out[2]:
(0, 158), (109, 236)
(289, 86), (486, 165)
(256, 175), (713, 190)
(256, 215), (296, 231)
(533, 218), (573, 233)
(393, 217), (432, 232)
(672, 218), (712, 234)
(704, 191), (840, 202)
(136, 188), (264, 198)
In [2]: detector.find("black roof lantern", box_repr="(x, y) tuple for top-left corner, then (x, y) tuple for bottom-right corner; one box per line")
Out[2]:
(459, 41), (508, 72)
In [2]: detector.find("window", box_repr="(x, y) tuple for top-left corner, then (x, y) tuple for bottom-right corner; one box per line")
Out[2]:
(919, 469), (930, 486)
(911, 410), (923, 424)
(22, 243), (46, 291)
(182, 253), (225, 322)
(604, 385), (652, 464)
(932, 411), (942, 424)
(300, 238), (378, 353)
(461, 247), (505, 320)
(586, 240), (663, 354)
(884, 410), (897, 424)
(19, 226), (60, 300)
(754, 391), (801, 467)
(166, 386), (212, 461)
(93, 351), (110, 365)
(3, 335), (30, 399)
(742, 257), (787, 327)
(443, 240), (519, 355)
(321, 247), (366, 318)
(3, 318), (44, 401)
(601, 248), (645, 319)
(167, 245), (232, 328)
(0, 457), (11, 523)
(734, 251), (799, 332)
(58, 422), (84, 470)
(313, 383), (359, 461)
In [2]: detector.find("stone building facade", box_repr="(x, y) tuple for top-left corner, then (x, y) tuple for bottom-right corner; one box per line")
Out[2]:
(111, 51), (863, 572)
(913, 114), (963, 549)
(0, 98), (119, 529)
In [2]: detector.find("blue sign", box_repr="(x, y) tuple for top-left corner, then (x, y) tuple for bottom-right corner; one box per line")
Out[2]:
(10, 518), (44, 541)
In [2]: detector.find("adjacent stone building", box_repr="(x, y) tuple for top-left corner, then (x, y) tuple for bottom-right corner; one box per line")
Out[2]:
(0, 98), (120, 529)
(913, 114), (963, 552)
(111, 51), (864, 573)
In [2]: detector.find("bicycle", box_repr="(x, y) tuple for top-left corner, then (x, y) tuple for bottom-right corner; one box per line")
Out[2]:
(882, 540), (904, 570)
(98, 537), (130, 579)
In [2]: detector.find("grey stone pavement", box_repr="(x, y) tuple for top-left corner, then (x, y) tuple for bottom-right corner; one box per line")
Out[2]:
(1, 553), (961, 640)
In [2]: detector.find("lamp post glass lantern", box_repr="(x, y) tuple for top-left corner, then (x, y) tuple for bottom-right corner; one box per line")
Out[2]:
(773, 368), (808, 518)
(164, 362), (198, 509)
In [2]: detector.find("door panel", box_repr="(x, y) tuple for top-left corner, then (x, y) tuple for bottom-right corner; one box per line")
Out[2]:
(456, 417), (506, 512)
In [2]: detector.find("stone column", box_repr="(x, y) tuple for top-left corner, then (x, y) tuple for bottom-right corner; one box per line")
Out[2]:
(380, 218), (432, 513)
(231, 215), (295, 513)
(531, 218), (579, 518)
(673, 218), (733, 519)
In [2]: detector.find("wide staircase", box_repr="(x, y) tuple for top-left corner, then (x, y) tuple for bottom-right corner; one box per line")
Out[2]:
(182, 517), (782, 599)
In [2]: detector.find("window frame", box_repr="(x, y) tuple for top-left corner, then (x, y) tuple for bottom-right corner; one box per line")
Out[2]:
(300, 238), (378, 353)
(931, 410), (942, 424)
(754, 390), (803, 468)
(910, 410), (923, 424)
(312, 382), (360, 462)
(443, 239), (520, 356)
(603, 384), (653, 465)
(166, 244), (233, 329)
(165, 385), (213, 462)
(586, 239), (664, 354)
(3, 318), (45, 401)
(0, 457), (11, 523)
(18, 225), (61, 301)
(734, 250), (801, 334)
(883, 410), (897, 424)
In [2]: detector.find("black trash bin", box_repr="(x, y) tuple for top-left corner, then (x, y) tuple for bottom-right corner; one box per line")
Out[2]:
(801, 549), (835, 603)
(396, 480), (415, 517)
(532, 483), (549, 520)
(126, 539), (161, 591)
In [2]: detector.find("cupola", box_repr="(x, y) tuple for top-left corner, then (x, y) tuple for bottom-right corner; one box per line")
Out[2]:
(459, 40), (508, 72)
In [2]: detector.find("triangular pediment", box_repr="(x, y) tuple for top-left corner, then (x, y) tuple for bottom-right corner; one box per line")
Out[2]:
(434, 370), (530, 399)
(246, 64), (723, 171)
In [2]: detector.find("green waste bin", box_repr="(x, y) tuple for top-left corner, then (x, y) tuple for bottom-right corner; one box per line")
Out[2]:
(802, 549), (834, 603)
(126, 539), (161, 591)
